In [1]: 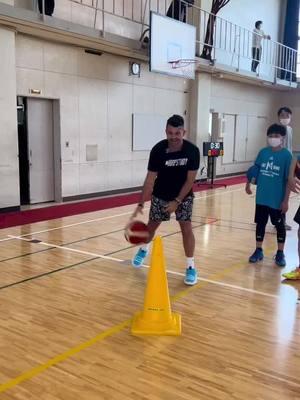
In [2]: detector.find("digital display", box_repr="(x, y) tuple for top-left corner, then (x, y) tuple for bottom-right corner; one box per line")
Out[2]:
(203, 142), (224, 157)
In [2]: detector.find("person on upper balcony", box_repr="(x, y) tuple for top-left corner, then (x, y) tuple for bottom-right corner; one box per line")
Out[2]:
(251, 20), (271, 73)
(166, 0), (194, 23)
(38, 0), (55, 16)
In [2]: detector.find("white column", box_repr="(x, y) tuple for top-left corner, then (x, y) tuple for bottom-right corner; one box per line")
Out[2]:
(189, 72), (212, 178)
(0, 27), (19, 209)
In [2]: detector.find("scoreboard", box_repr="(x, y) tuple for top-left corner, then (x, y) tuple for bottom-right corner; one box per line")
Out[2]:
(203, 142), (224, 157)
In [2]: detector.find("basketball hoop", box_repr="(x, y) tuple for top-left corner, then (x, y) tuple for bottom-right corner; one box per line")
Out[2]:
(168, 59), (198, 79)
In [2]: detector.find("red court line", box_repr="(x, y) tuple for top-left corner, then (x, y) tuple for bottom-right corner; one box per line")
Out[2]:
(0, 176), (246, 229)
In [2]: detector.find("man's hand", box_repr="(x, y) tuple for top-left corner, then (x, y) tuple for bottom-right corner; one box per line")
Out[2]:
(289, 176), (300, 193)
(165, 201), (178, 214)
(280, 200), (289, 214)
(245, 182), (252, 195)
(131, 204), (144, 219)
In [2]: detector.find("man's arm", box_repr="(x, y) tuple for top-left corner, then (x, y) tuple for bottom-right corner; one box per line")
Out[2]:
(139, 171), (157, 205)
(176, 170), (198, 201)
(262, 30), (271, 40)
(165, 170), (197, 214)
(131, 171), (157, 218)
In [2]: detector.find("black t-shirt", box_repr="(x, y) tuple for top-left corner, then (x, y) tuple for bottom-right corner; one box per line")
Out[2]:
(148, 139), (200, 201)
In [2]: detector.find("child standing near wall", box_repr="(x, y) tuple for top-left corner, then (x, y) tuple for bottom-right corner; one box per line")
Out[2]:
(246, 124), (292, 266)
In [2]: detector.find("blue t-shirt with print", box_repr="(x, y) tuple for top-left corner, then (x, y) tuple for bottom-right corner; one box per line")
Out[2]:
(255, 147), (292, 210)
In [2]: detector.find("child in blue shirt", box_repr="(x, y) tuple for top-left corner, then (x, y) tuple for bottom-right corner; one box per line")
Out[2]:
(246, 124), (292, 266)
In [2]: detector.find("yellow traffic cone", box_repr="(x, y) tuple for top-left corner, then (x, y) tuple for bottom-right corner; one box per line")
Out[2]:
(131, 236), (181, 335)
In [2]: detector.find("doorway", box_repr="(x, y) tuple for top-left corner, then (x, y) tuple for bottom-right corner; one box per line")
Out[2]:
(17, 96), (61, 205)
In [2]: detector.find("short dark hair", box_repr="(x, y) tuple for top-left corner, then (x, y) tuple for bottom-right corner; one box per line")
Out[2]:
(166, 114), (184, 128)
(267, 123), (286, 137)
(277, 107), (292, 116)
(255, 20), (262, 28)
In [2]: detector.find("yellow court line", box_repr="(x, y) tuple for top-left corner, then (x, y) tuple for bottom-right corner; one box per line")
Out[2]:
(0, 319), (131, 393)
(0, 247), (275, 394)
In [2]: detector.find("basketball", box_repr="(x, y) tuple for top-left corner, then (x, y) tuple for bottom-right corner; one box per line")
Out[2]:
(124, 220), (150, 245)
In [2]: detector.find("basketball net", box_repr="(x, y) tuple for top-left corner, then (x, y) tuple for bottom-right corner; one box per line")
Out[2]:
(168, 59), (198, 79)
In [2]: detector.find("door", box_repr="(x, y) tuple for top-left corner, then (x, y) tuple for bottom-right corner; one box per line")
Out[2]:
(246, 116), (268, 162)
(222, 114), (236, 164)
(27, 98), (55, 204)
(234, 115), (247, 162)
(17, 97), (30, 205)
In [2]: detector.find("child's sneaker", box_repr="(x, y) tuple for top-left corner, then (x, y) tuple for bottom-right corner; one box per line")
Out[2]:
(282, 268), (300, 280)
(184, 267), (198, 286)
(274, 251), (286, 267)
(132, 248), (148, 268)
(249, 248), (264, 263)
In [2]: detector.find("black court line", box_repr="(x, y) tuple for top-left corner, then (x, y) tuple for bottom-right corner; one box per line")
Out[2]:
(191, 219), (277, 234)
(0, 257), (99, 291)
(0, 246), (57, 264)
(201, 222), (276, 235)
(104, 220), (217, 256)
(0, 218), (218, 290)
(192, 215), (256, 227)
(0, 228), (124, 265)
(0, 216), (215, 265)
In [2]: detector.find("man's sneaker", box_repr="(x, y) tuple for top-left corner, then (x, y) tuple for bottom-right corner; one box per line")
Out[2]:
(282, 268), (300, 280)
(184, 267), (198, 286)
(274, 251), (286, 267)
(249, 248), (264, 263)
(132, 248), (148, 268)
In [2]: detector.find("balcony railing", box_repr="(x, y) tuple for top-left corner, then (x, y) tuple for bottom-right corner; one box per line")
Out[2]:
(193, 4), (297, 82)
(13, 0), (298, 82)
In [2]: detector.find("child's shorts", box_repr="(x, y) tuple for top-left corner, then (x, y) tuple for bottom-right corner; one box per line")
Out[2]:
(255, 204), (284, 226)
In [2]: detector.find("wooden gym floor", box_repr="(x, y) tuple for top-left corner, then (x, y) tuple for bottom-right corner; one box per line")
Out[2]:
(0, 184), (299, 399)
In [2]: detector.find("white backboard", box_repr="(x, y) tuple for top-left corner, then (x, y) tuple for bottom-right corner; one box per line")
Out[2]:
(150, 12), (196, 79)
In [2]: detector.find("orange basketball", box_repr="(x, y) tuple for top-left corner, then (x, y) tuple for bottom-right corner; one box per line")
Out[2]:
(124, 220), (149, 245)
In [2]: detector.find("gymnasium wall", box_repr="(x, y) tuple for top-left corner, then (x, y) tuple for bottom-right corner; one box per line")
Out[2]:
(278, 90), (300, 151)
(14, 0), (173, 41)
(193, 72), (279, 177)
(200, 0), (286, 77)
(15, 35), (189, 199)
(218, 0), (285, 43)
(211, 78), (279, 175)
(0, 28), (19, 209)
(201, 0), (285, 42)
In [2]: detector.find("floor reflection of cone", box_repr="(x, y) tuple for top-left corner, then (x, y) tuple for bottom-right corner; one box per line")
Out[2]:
(131, 236), (181, 336)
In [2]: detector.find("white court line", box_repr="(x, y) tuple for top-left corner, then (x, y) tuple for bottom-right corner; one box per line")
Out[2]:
(0, 237), (16, 242)
(9, 210), (145, 239)
(9, 234), (278, 299)
(6, 187), (242, 239)
(7, 235), (123, 263)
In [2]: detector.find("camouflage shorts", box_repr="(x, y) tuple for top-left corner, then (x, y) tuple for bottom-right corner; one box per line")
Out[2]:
(149, 195), (194, 222)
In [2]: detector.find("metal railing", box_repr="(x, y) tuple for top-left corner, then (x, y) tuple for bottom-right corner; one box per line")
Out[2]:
(35, 0), (298, 82)
(194, 5), (297, 82)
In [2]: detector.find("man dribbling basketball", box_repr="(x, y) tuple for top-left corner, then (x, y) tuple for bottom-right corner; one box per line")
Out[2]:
(131, 114), (200, 285)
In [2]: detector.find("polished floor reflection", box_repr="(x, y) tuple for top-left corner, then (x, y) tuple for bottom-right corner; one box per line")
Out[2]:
(0, 184), (299, 399)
